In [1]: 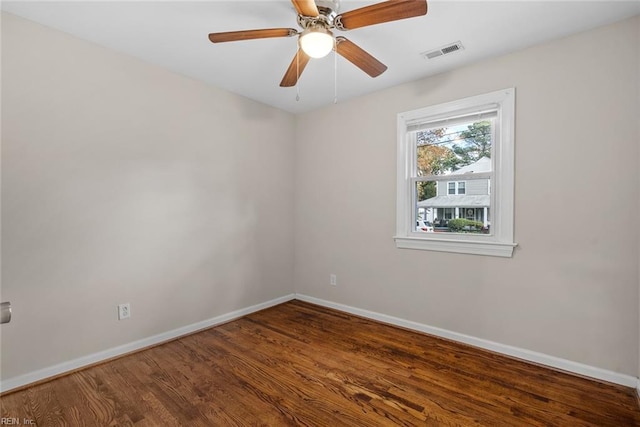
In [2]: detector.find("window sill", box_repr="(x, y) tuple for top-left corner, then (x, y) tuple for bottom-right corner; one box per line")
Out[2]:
(394, 236), (517, 257)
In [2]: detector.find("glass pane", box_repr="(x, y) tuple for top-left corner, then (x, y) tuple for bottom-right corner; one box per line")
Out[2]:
(415, 180), (436, 233)
(415, 119), (493, 177)
(415, 177), (491, 235)
(414, 118), (493, 235)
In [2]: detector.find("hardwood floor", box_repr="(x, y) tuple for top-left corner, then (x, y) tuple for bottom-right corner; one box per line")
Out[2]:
(2, 300), (639, 426)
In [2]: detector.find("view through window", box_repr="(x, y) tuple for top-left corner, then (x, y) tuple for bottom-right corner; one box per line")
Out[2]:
(413, 115), (494, 235)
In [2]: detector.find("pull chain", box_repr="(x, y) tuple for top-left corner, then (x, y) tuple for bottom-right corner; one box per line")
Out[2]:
(296, 49), (300, 102)
(333, 40), (338, 104)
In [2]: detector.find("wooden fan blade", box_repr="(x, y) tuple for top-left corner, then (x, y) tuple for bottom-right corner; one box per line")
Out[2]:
(209, 28), (297, 43)
(280, 49), (311, 87)
(291, 0), (319, 17)
(335, 0), (427, 31)
(335, 37), (387, 78)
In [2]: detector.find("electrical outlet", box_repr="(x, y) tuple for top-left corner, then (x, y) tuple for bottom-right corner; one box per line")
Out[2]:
(118, 303), (130, 320)
(330, 274), (337, 286)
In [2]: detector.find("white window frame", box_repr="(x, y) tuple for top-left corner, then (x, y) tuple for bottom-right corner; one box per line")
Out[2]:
(457, 181), (465, 195)
(395, 88), (517, 257)
(447, 182), (456, 195)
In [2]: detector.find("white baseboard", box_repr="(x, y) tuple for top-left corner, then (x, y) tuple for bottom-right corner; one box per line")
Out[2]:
(295, 293), (638, 389)
(0, 294), (295, 393)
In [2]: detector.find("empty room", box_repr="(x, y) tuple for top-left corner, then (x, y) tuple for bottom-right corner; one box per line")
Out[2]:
(1, 0), (640, 425)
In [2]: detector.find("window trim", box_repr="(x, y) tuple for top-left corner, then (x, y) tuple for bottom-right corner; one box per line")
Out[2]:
(395, 88), (517, 257)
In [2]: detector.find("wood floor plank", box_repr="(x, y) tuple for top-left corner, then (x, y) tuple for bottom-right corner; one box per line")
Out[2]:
(1, 299), (639, 426)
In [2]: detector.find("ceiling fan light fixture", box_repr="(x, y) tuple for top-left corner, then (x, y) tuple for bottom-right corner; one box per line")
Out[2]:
(299, 28), (334, 59)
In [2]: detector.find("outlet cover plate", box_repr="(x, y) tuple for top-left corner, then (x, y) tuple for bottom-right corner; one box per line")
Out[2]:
(118, 303), (131, 320)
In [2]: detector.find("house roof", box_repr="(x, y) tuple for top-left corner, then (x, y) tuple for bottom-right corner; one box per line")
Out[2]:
(446, 157), (491, 175)
(418, 195), (490, 208)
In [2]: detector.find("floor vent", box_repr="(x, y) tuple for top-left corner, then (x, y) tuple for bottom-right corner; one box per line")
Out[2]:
(421, 41), (464, 60)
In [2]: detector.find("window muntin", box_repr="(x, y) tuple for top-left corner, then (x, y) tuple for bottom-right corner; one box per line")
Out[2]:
(395, 88), (516, 257)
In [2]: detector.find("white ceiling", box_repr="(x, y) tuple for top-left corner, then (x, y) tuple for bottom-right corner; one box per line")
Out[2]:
(2, 1), (639, 114)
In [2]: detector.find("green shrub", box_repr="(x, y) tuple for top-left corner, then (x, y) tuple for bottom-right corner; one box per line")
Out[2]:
(448, 218), (484, 232)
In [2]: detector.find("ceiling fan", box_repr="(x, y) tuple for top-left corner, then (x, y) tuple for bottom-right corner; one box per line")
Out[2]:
(208, 0), (428, 87)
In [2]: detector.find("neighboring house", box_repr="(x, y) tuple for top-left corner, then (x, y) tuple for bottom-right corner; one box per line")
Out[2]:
(418, 157), (491, 228)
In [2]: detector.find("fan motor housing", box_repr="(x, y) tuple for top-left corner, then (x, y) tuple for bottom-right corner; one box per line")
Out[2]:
(297, 0), (340, 29)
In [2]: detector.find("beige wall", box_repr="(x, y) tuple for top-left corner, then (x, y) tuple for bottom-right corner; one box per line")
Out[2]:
(1, 13), (295, 380)
(294, 16), (640, 376)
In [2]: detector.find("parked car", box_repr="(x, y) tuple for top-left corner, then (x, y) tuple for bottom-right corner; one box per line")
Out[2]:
(416, 220), (434, 233)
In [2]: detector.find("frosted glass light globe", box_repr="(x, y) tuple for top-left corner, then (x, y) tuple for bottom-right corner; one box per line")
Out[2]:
(299, 29), (334, 59)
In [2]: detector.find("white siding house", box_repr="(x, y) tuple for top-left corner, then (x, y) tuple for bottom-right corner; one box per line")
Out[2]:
(418, 157), (491, 228)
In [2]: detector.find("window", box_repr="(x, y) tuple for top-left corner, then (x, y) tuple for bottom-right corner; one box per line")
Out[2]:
(447, 181), (465, 195)
(395, 88), (516, 257)
(457, 182), (466, 195)
(448, 182), (456, 195)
